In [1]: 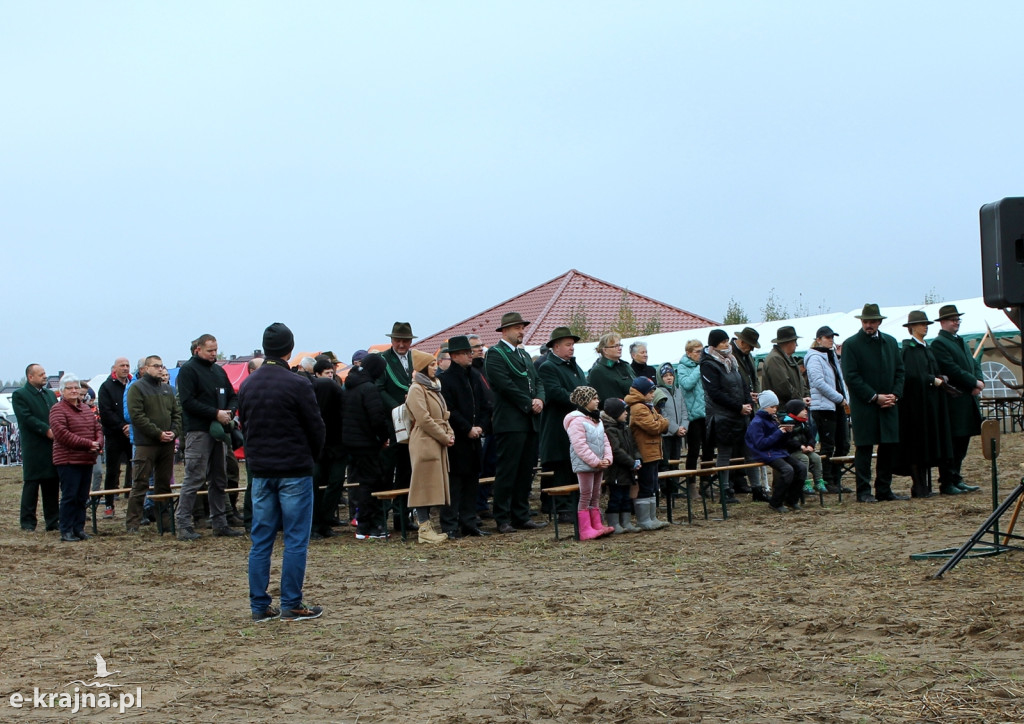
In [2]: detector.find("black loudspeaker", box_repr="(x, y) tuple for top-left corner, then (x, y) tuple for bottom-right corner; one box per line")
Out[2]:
(980, 197), (1024, 307)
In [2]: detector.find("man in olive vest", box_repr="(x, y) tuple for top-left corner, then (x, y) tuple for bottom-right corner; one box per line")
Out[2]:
(485, 312), (547, 533)
(930, 304), (983, 495)
(538, 327), (588, 522)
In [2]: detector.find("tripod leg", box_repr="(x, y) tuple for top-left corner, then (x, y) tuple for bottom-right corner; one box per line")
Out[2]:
(934, 480), (1024, 578)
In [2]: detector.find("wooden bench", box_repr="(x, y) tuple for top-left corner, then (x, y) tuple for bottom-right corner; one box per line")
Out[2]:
(544, 484), (582, 540)
(87, 487), (133, 534)
(144, 486), (248, 536)
(370, 488), (411, 541)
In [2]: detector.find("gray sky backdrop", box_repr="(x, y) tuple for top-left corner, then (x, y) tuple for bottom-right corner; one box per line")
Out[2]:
(2, 2), (1020, 382)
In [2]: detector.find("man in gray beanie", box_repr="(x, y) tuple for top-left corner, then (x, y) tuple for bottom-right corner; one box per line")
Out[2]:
(239, 322), (326, 622)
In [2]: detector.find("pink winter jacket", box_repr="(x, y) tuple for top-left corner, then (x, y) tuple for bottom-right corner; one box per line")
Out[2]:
(563, 410), (613, 473)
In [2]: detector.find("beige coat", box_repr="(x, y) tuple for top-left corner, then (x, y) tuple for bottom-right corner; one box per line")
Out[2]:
(406, 379), (454, 508)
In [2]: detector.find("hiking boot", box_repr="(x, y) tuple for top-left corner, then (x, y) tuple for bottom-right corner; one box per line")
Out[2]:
(417, 519), (448, 544)
(212, 527), (243, 537)
(803, 480), (814, 494)
(281, 603), (324, 621)
(177, 527), (202, 541)
(252, 606), (280, 623)
(814, 479), (828, 493)
(103, 506), (115, 519)
(225, 512), (245, 527)
(74, 530), (90, 540)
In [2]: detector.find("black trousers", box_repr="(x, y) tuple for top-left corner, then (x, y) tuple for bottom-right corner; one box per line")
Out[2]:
(938, 435), (972, 488)
(350, 449), (387, 534)
(313, 456), (347, 534)
(767, 456), (807, 508)
(21, 476), (60, 530)
(854, 443), (897, 498)
(492, 431), (537, 526)
(382, 440), (411, 526)
(812, 408), (850, 485)
(441, 472), (480, 532)
(103, 432), (133, 507)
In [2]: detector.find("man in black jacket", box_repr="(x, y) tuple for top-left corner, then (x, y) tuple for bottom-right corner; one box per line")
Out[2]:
(98, 357), (132, 518)
(343, 353), (391, 539)
(175, 334), (241, 540)
(439, 336), (492, 537)
(311, 357), (345, 538)
(240, 322), (326, 622)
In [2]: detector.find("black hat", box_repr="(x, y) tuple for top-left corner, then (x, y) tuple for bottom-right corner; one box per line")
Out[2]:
(708, 329), (729, 347)
(447, 335), (472, 354)
(772, 326), (800, 344)
(784, 399), (807, 415)
(735, 327), (761, 349)
(386, 322), (416, 339)
(815, 326), (839, 339)
(496, 312), (531, 332)
(262, 322), (295, 358)
(604, 398), (627, 419)
(631, 377), (656, 395)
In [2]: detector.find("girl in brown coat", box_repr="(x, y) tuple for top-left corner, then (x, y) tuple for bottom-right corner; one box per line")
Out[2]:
(625, 376), (669, 530)
(406, 350), (455, 544)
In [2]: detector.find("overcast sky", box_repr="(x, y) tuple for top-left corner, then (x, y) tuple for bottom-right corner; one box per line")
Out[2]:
(2, 2), (1020, 382)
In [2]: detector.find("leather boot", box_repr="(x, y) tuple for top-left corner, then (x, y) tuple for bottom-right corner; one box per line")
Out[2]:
(577, 510), (601, 540)
(589, 508), (614, 537)
(416, 518), (447, 544)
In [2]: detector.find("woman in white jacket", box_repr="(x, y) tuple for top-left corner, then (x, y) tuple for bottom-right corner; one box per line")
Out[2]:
(802, 325), (851, 494)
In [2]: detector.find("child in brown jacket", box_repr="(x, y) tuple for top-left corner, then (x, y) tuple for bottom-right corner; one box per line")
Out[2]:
(625, 377), (669, 530)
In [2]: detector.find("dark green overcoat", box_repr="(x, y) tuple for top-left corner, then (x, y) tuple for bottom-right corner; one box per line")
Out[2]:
(930, 330), (983, 438)
(588, 357), (633, 406)
(895, 338), (952, 473)
(537, 352), (588, 462)
(484, 342), (546, 434)
(11, 383), (58, 480)
(841, 329), (905, 445)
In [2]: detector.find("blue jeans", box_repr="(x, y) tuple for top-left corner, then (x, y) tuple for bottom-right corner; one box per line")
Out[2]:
(248, 476), (314, 614)
(57, 464), (92, 536)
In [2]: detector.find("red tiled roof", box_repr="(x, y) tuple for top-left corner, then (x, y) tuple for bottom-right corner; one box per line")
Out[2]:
(417, 269), (719, 352)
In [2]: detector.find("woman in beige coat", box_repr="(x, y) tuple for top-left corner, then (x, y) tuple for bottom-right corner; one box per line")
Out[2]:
(406, 349), (455, 544)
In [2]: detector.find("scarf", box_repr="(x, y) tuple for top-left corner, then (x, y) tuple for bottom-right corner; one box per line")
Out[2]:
(706, 345), (738, 374)
(811, 346), (846, 398)
(413, 371), (441, 391)
(579, 405), (600, 421)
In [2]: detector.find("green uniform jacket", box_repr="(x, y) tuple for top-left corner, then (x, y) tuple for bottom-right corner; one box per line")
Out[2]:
(761, 346), (807, 406)
(11, 383), (58, 480)
(895, 338), (953, 472)
(484, 341), (545, 434)
(376, 349), (412, 413)
(841, 329), (905, 446)
(930, 329), (983, 438)
(537, 352), (588, 462)
(588, 357), (633, 406)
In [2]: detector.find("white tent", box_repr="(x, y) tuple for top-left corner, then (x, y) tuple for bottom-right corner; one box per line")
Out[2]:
(528, 296), (1020, 372)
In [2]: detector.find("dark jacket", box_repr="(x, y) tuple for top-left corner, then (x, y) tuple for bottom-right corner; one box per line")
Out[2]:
(98, 375), (130, 435)
(342, 366), (389, 451)
(601, 410), (638, 487)
(841, 329), (905, 445)
(588, 357), (634, 406)
(761, 345), (807, 406)
(176, 355), (237, 433)
(11, 382), (57, 480)
(744, 409), (790, 463)
(896, 338), (953, 472)
(930, 329), (983, 438)
(440, 362), (492, 477)
(731, 341), (760, 396)
(313, 377), (345, 460)
(376, 347), (412, 412)
(484, 341), (545, 434)
(126, 373), (182, 447)
(700, 348), (751, 446)
(630, 359), (656, 381)
(538, 352), (588, 463)
(238, 358), (325, 478)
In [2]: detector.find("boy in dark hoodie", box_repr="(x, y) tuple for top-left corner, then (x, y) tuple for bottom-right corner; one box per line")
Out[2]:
(782, 399), (826, 495)
(744, 390), (807, 513)
(601, 398), (641, 534)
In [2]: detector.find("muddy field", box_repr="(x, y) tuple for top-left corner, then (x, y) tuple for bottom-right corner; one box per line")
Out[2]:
(2, 436), (1024, 723)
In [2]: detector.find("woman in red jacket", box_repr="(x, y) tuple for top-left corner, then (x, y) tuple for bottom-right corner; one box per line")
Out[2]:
(50, 374), (103, 542)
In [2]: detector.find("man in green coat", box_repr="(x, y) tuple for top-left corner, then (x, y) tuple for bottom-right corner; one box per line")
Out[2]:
(930, 304), (983, 495)
(485, 312), (547, 533)
(841, 304), (907, 503)
(538, 326), (588, 521)
(12, 363), (59, 531)
(376, 322), (417, 530)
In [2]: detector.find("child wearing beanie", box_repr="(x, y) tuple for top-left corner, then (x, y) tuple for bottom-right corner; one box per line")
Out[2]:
(626, 377), (670, 530)
(563, 386), (614, 540)
(781, 399), (826, 495)
(744, 390), (807, 513)
(601, 398), (641, 533)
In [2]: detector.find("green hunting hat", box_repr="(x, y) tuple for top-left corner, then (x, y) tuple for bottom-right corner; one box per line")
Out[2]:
(735, 327), (761, 349)
(903, 310), (933, 327)
(547, 326), (580, 344)
(772, 325), (800, 344)
(447, 335), (472, 354)
(855, 303), (887, 321)
(495, 312), (530, 332)
(386, 322), (416, 339)
(935, 304), (964, 321)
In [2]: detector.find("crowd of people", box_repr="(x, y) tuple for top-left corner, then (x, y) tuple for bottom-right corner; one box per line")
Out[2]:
(8, 303), (987, 619)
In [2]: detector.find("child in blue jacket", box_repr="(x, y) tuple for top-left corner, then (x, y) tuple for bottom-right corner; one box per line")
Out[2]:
(744, 390), (807, 513)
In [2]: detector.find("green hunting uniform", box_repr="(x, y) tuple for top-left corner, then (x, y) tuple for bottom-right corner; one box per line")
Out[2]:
(538, 351), (588, 511)
(930, 329), (983, 489)
(11, 381), (59, 530)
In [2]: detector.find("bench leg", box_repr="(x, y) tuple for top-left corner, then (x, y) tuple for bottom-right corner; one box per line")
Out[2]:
(90, 498), (100, 535)
(718, 472), (729, 521)
(551, 504), (559, 540)
(394, 499), (407, 542)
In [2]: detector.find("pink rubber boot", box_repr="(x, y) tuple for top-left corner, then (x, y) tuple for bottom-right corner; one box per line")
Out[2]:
(589, 508), (614, 537)
(577, 510), (601, 540)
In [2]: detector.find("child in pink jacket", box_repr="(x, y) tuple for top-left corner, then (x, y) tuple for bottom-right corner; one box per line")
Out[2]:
(563, 386), (614, 540)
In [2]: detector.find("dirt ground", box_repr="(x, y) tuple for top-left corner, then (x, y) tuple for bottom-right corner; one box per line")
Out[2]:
(2, 437), (1024, 723)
